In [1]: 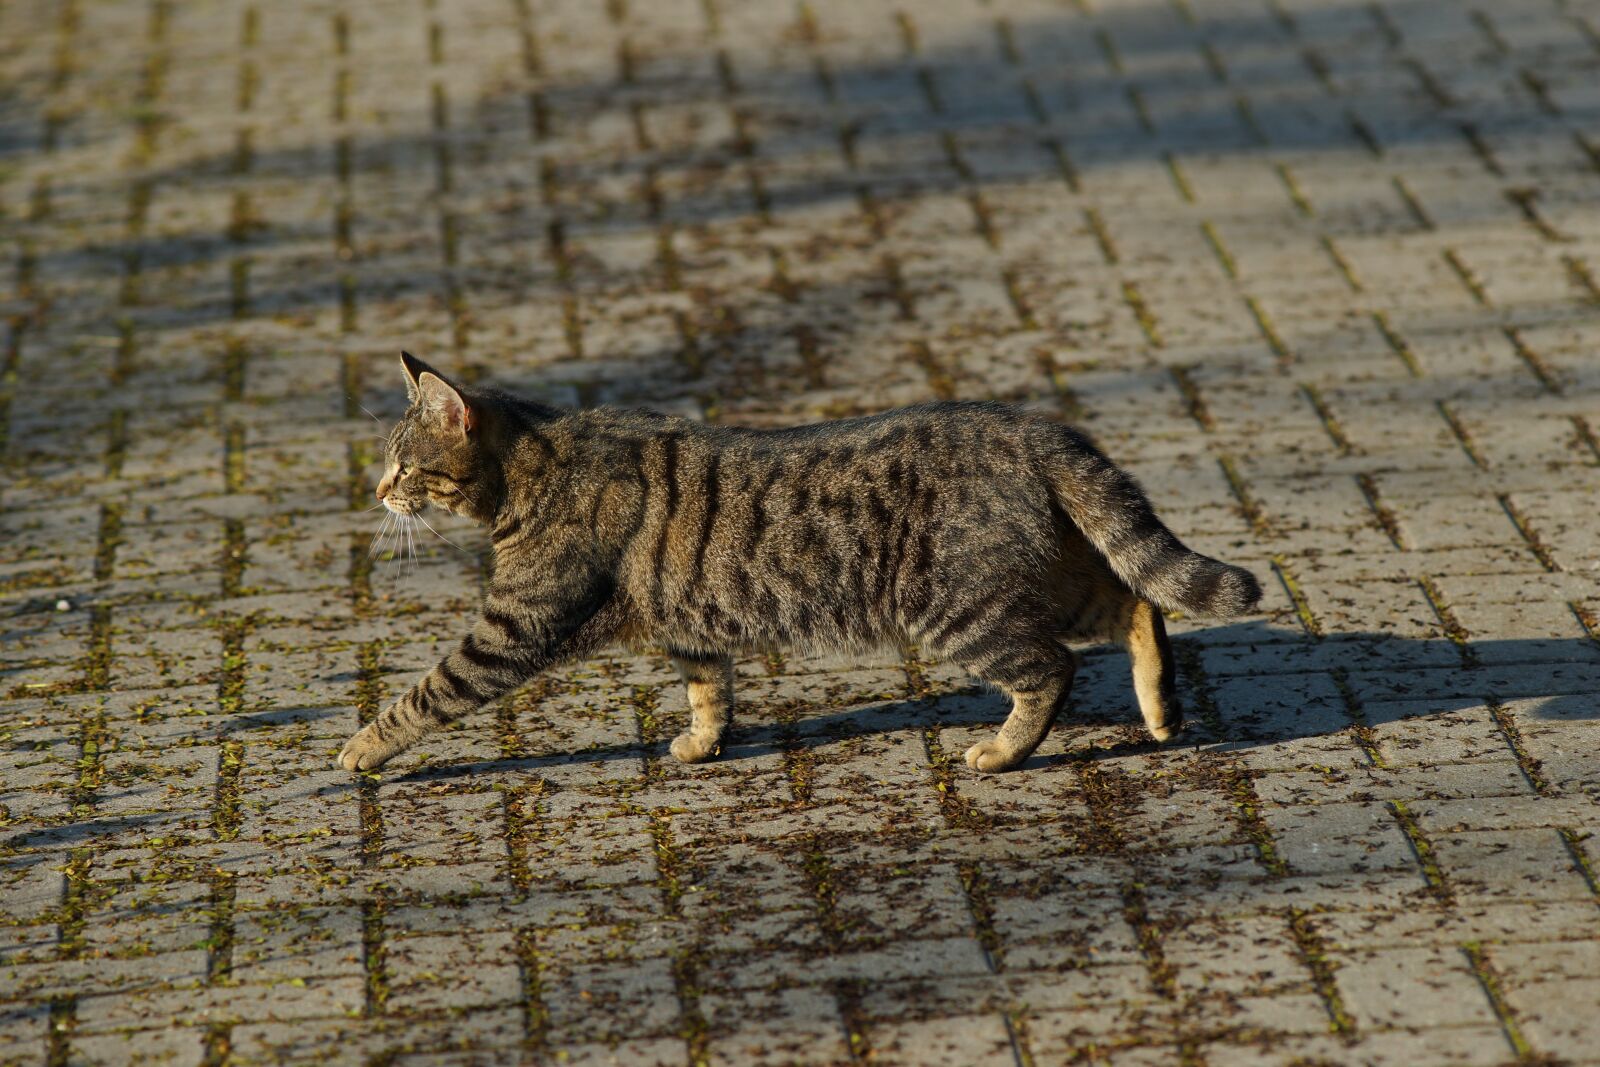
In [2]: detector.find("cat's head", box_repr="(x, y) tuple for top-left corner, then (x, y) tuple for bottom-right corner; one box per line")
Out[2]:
(375, 351), (492, 521)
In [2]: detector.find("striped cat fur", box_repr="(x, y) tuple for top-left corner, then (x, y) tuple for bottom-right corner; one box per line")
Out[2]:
(338, 352), (1260, 774)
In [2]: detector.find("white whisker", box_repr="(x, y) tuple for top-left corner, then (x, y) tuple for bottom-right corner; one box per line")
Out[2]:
(361, 405), (385, 425)
(370, 511), (395, 559)
(384, 522), (404, 570)
(415, 513), (463, 551)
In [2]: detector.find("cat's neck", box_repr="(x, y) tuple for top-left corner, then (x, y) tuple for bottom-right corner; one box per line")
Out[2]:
(479, 395), (570, 529)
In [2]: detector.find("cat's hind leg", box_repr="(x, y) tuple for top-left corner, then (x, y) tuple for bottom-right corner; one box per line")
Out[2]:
(669, 651), (734, 763)
(960, 639), (1077, 773)
(1115, 598), (1180, 742)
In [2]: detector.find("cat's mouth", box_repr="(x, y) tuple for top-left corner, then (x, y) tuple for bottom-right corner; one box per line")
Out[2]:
(369, 501), (462, 565)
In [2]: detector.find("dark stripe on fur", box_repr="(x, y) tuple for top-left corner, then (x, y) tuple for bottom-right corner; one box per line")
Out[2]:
(690, 453), (721, 592)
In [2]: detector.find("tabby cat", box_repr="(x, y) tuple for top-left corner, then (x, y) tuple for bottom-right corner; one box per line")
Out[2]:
(337, 352), (1260, 774)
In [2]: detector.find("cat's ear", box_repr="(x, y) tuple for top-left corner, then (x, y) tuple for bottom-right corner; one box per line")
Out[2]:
(399, 350), (436, 404)
(417, 371), (474, 434)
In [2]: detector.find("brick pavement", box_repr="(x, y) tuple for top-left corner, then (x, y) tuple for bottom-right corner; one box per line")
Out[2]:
(3, 0), (1600, 1063)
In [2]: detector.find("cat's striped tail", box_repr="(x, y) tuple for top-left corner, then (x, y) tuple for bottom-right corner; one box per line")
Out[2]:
(1044, 428), (1262, 619)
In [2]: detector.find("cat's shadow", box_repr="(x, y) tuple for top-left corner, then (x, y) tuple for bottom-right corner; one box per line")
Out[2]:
(391, 619), (1600, 785)
(3, 622), (1593, 856)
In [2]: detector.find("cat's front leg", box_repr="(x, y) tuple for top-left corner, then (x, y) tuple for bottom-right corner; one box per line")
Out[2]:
(336, 625), (544, 771)
(338, 696), (425, 771)
(667, 651), (734, 763)
(337, 578), (621, 772)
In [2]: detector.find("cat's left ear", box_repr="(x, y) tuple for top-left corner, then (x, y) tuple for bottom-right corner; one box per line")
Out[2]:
(417, 371), (475, 434)
(399, 350), (437, 404)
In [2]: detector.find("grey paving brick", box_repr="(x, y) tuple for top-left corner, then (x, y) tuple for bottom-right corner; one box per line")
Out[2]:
(1208, 1026), (1517, 1067)
(1333, 946), (1501, 1031)
(384, 931), (521, 1016)
(1505, 977), (1600, 1064)
(227, 1010), (525, 1067)
(990, 890), (1141, 970)
(1431, 829), (1596, 903)
(542, 956), (682, 1044)
(229, 905), (364, 982)
(1265, 800), (1434, 881)
(71, 1027), (207, 1066)
(120, 963), (358, 1027)
(705, 1023), (848, 1067)
(868, 1013), (1015, 1066)
(1193, 992), (1338, 1039)
(545, 1038), (688, 1067)
(0, 1003), (50, 1065)
(1164, 914), (1309, 998)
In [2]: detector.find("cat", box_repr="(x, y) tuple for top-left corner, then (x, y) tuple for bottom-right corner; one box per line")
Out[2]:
(337, 352), (1261, 775)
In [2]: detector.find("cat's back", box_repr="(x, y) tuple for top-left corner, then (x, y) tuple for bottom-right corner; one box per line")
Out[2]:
(689, 400), (1046, 466)
(570, 398), (1048, 447)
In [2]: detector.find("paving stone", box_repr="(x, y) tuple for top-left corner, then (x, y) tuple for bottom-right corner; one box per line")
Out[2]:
(1253, 761), (1531, 807)
(1264, 801), (1421, 878)
(1206, 1026), (1517, 1067)
(227, 1011), (525, 1066)
(1430, 829), (1596, 903)
(542, 1038), (687, 1067)
(229, 905), (365, 983)
(72, 974), (365, 1032)
(990, 890), (1142, 970)
(1506, 976), (1600, 1064)
(1407, 793), (1599, 833)
(70, 1027), (207, 1066)
(1188, 992), (1334, 1039)
(384, 931), (522, 1016)
(542, 956), (682, 1044)
(867, 1013), (1015, 1066)
(831, 861), (973, 947)
(705, 1023), (849, 1067)
(0, 1003), (50, 1066)
(1332, 946), (1501, 1030)
(0, 860), (66, 927)
(1494, 939), (1600, 984)
(1163, 914), (1309, 998)
(1310, 901), (1600, 950)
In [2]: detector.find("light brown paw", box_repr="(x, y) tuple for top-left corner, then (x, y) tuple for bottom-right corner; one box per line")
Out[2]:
(1147, 722), (1179, 743)
(964, 739), (1024, 773)
(670, 731), (722, 764)
(337, 725), (399, 772)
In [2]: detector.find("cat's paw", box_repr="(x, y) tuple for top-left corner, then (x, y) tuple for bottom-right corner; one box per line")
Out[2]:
(337, 725), (400, 772)
(670, 731), (722, 764)
(964, 739), (1023, 773)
